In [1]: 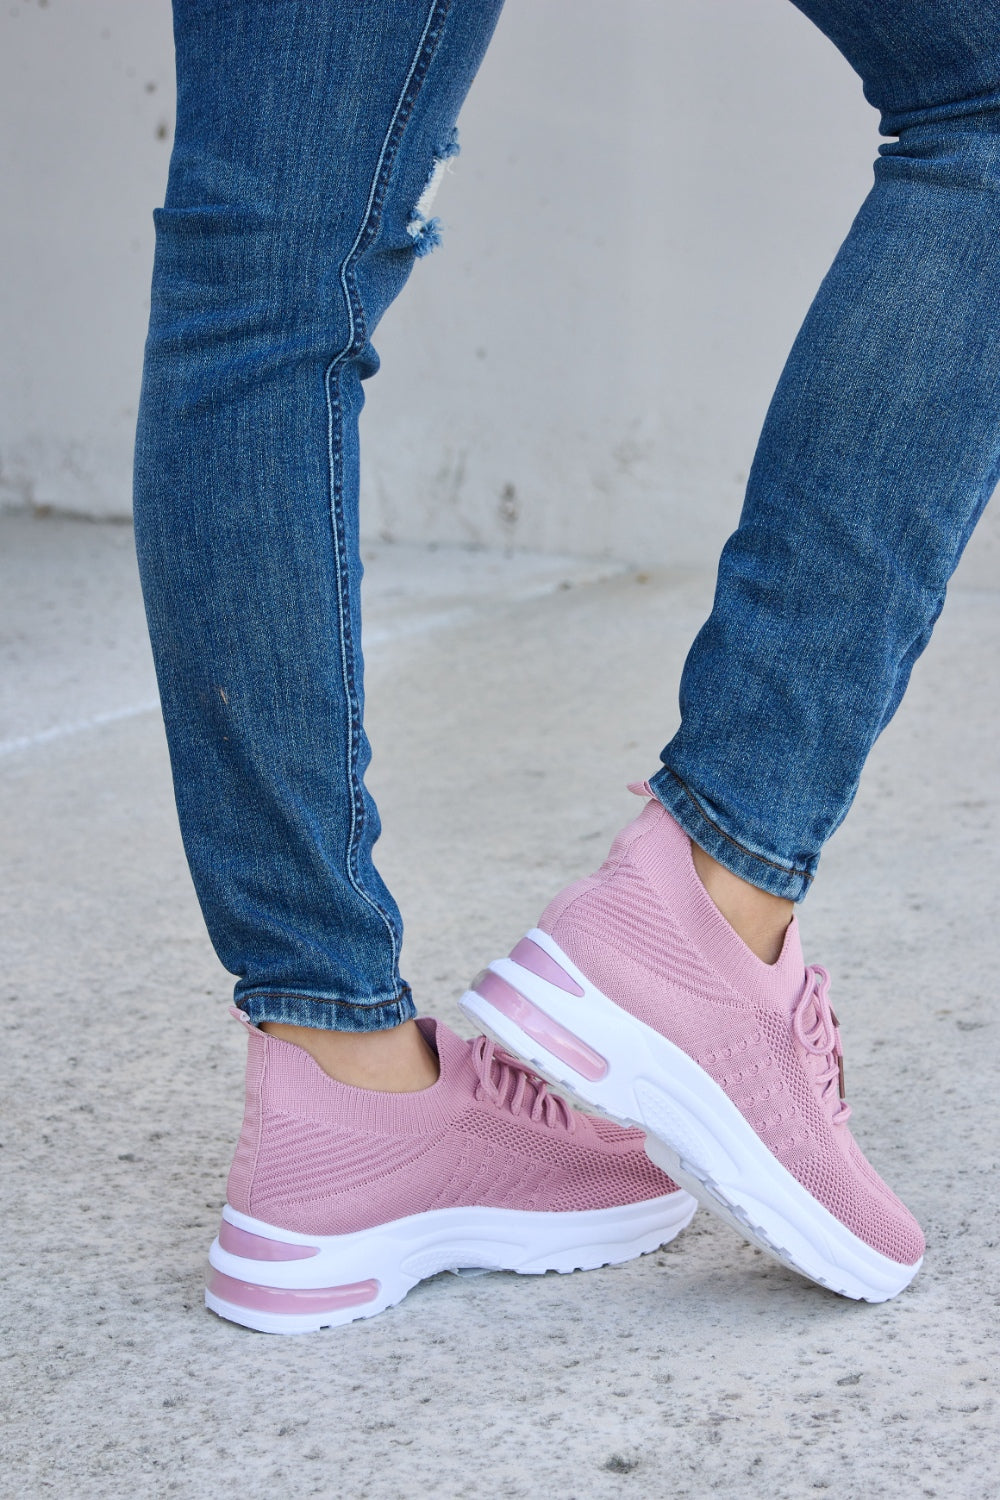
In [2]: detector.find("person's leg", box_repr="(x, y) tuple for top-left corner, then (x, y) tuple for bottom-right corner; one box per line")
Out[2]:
(653, 0), (1000, 908)
(466, 0), (1000, 1302)
(136, 0), (696, 1332)
(134, 0), (501, 1089)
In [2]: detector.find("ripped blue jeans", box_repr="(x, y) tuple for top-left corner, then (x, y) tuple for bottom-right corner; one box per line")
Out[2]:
(135, 0), (503, 1030)
(134, 0), (1000, 1030)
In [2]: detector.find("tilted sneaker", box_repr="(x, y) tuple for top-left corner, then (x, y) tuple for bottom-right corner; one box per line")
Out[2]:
(205, 1012), (696, 1333)
(462, 787), (924, 1303)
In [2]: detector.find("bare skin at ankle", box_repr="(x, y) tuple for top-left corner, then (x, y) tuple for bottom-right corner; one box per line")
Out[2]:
(260, 846), (790, 1084)
(691, 843), (794, 965)
(259, 1017), (440, 1092)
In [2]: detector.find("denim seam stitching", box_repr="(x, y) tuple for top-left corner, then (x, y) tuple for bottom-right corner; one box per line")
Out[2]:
(321, 0), (452, 978)
(660, 768), (813, 884)
(241, 986), (413, 1011)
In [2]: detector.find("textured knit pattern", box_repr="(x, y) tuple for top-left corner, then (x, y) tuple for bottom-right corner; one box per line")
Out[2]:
(540, 796), (924, 1267)
(226, 1018), (679, 1236)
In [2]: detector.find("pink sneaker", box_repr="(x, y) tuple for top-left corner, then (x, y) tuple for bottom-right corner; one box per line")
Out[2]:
(205, 1013), (695, 1333)
(461, 790), (924, 1302)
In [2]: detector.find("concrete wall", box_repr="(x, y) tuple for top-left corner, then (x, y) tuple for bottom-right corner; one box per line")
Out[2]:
(0, 0), (175, 518)
(4, 0), (993, 576)
(366, 0), (880, 570)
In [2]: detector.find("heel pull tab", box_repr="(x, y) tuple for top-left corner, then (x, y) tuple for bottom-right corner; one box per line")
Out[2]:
(626, 780), (656, 799)
(229, 1005), (254, 1028)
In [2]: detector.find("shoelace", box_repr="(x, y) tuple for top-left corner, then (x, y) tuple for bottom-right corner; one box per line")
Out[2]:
(471, 1035), (575, 1132)
(791, 965), (852, 1126)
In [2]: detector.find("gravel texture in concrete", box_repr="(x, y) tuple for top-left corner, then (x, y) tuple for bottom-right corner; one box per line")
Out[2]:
(2, 514), (998, 1499)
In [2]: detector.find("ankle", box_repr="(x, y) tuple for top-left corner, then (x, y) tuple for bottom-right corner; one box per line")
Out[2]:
(258, 1017), (440, 1092)
(690, 843), (793, 964)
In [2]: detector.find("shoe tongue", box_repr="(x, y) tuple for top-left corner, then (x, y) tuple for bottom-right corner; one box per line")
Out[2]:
(418, 1016), (479, 1090)
(769, 916), (806, 1018)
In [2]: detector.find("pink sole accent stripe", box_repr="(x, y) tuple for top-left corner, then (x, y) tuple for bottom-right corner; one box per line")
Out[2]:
(474, 970), (608, 1082)
(509, 937), (584, 996)
(206, 1269), (380, 1315)
(219, 1220), (319, 1261)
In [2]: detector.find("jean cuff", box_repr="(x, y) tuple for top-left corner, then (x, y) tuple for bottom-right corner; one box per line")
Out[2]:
(236, 983), (417, 1032)
(649, 766), (815, 903)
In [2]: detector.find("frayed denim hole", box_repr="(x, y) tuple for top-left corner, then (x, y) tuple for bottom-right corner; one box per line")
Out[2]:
(406, 128), (460, 256)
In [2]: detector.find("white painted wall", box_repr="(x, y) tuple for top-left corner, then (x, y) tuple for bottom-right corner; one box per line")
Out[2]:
(0, 0), (175, 517)
(2, 0), (994, 576)
(367, 0), (882, 571)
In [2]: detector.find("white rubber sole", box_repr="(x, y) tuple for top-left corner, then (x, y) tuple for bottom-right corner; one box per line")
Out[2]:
(205, 1190), (696, 1335)
(460, 928), (922, 1303)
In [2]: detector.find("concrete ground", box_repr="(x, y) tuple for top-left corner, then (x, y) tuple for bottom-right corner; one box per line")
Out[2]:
(2, 511), (999, 1499)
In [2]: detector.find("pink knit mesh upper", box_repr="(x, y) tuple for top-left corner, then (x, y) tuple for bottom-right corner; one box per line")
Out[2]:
(540, 797), (924, 1267)
(226, 1019), (679, 1236)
